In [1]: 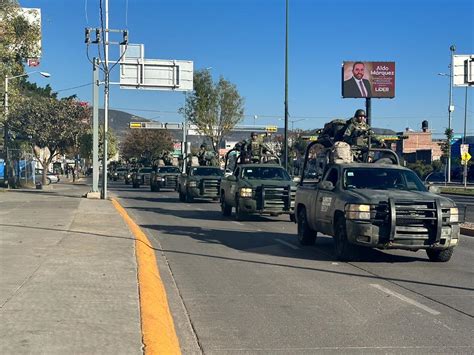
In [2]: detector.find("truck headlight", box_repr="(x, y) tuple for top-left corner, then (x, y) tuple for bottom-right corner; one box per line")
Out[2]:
(188, 181), (197, 187)
(449, 207), (458, 223)
(240, 187), (252, 198)
(345, 204), (371, 220)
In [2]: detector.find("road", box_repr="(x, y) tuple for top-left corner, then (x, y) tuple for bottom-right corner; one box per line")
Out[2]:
(442, 193), (474, 223)
(110, 181), (474, 354)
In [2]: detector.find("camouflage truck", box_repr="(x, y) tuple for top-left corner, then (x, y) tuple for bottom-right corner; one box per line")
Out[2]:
(150, 166), (181, 192)
(177, 165), (224, 202)
(295, 141), (460, 262)
(131, 166), (153, 188)
(220, 148), (297, 221)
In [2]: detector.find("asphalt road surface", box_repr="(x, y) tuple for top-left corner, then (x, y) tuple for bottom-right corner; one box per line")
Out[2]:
(110, 181), (474, 354)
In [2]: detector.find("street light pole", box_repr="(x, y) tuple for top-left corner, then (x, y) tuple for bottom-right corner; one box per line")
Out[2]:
(101, 0), (110, 199)
(283, 0), (289, 171)
(447, 44), (456, 183)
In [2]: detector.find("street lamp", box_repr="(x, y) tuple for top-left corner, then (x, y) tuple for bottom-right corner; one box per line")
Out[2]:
(3, 71), (51, 187)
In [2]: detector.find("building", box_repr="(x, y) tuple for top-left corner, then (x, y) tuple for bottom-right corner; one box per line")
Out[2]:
(394, 121), (443, 163)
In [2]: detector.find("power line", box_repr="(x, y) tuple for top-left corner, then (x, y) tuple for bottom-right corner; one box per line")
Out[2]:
(55, 82), (93, 93)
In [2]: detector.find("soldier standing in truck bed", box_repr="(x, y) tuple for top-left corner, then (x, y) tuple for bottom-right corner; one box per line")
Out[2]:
(342, 109), (385, 148)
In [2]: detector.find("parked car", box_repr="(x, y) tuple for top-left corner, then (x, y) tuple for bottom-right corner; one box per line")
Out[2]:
(35, 169), (59, 185)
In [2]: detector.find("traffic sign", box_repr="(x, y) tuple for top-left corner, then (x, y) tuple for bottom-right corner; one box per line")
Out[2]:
(129, 122), (183, 130)
(461, 151), (471, 162)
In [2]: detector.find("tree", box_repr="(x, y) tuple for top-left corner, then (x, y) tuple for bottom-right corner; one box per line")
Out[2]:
(121, 129), (173, 165)
(1, 1), (42, 167)
(79, 126), (118, 162)
(8, 96), (90, 184)
(182, 69), (244, 152)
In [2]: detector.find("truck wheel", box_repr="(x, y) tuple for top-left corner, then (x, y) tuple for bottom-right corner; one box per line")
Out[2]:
(132, 182), (139, 188)
(178, 186), (185, 202)
(334, 216), (357, 261)
(297, 208), (316, 245)
(235, 198), (245, 221)
(221, 193), (232, 216)
(426, 247), (454, 262)
(185, 190), (194, 202)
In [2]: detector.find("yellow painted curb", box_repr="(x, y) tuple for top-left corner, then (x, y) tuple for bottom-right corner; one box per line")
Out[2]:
(112, 199), (181, 355)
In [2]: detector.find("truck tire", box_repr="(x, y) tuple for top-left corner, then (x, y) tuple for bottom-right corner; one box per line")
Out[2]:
(185, 189), (194, 203)
(426, 247), (454, 262)
(297, 208), (316, 245)
(221, 193), (232, 216)
(334, 216), (358, 261)
(132, 181), (140, 188)
(235, 198), (245, 221)
(178, 186), (185, 202)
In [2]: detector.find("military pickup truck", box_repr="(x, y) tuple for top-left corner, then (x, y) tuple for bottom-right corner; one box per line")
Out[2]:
(295, 143), (460, 262)
(150, 166), (181, 192)
(177, 166), (224, 202)
(131, 167), (153, 188)
(220, 149), (296, 221)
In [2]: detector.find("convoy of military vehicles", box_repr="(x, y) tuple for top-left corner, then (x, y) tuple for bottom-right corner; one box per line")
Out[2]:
(111, 112), (461, 262)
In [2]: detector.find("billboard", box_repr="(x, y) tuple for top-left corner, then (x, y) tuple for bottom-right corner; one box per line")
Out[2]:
(342, 61), (395, 98)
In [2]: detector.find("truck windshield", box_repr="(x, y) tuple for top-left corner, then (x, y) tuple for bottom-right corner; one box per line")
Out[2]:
(242, 167), (290, 181)
(343, 168), (427, 192)
(158, 167), (180, 173)
(191, 168), (224, 176)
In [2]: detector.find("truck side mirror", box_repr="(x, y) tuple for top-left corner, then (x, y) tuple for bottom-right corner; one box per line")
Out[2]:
(319, 180), (335, 191)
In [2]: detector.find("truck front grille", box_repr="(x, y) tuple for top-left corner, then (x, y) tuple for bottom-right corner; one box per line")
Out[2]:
(256, 185), (294, 212)
(199, 179), (220, 197)
(387, 199), (441, 245)
(163, 175), (178, 189)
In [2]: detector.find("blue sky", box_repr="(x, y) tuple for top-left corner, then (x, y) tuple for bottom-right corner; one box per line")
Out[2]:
(20, 0), (473, 136)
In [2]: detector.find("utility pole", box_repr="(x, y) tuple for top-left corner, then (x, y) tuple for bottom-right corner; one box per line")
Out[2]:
(447, 44), (455, 184)
(101, 0), (110, 199)
(92, 58), (100, 193)
(3, 76), (9, 188)
(283, 0), (289, 171)
(463, 86), (468, 188)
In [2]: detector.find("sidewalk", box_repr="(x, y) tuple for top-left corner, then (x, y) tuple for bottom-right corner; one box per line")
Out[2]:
(0, 182), (142, 354)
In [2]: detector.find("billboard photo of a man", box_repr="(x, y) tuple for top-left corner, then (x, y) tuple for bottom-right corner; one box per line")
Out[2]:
(343, 61), (372, 98)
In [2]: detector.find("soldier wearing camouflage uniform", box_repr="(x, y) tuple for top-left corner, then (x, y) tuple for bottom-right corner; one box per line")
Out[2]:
(342, 109), (385, 148)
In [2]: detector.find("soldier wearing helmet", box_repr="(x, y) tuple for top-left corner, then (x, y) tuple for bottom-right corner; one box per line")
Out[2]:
(198, 143), (208, 166)
(343, 109), (372, 147)
(342, 109), (385, 160)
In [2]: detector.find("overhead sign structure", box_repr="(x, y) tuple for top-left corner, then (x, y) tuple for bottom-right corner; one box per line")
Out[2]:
(453, 55), (474, 87)
(120, 44), (193, 91)
(342, 61), (395, 99)
(129, 122), (182, 129)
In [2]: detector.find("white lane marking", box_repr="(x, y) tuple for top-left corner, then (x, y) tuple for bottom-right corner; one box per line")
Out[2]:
(275, 238), (299, 250)
(370, 284), (440, 315)
(232, 221), (245, 226)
